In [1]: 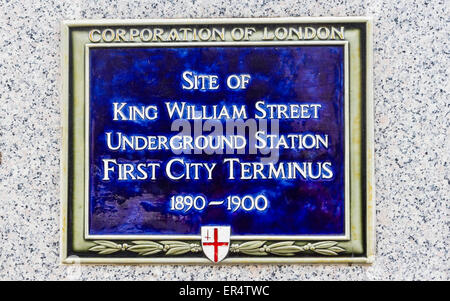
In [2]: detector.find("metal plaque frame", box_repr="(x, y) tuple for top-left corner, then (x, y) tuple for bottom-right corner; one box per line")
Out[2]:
(61, 17), (374, 264)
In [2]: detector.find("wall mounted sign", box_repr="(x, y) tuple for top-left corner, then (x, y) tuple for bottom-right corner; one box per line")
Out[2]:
(61, 17), (374, 264)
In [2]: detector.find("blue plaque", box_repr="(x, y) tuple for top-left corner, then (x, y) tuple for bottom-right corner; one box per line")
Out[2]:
(62, 18), (374, 264)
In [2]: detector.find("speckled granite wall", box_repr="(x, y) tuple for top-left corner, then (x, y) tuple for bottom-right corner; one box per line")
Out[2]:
(0, 0), (448, 280)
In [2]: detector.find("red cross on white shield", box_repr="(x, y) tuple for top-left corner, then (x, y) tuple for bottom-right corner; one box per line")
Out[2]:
(201, 226), (230, 263)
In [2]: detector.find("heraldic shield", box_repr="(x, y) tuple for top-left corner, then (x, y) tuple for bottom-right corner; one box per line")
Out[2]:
(201, 226), (231, 263)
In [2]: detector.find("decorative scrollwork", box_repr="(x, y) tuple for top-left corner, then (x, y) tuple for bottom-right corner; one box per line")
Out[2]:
(89, 240), (345, 257)
(229, 241), (345, 256)
(88, 240), (201, 256)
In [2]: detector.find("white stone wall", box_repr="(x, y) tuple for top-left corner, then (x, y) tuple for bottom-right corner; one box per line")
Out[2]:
(0, 0), (447, 280)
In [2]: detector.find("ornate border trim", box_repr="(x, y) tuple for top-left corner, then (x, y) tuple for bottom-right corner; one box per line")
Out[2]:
(89, 240), (345, 257)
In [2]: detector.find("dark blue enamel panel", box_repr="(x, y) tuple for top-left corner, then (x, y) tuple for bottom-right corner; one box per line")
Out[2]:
(88, 46), (345, 236)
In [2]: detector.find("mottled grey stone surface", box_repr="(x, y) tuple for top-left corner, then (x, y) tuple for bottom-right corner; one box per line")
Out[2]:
(0, 0), (448, 280)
